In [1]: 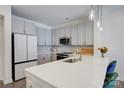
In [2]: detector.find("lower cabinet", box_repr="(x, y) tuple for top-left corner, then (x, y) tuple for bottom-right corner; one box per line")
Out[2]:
(15, 61), (37, 81)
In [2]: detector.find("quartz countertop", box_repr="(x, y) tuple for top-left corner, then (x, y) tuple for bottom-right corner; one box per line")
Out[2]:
(25, 55), (109, 88)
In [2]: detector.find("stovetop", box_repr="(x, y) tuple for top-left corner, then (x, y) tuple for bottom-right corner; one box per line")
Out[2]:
(57, 52), (72, 55)
(57, 52), (73, 56)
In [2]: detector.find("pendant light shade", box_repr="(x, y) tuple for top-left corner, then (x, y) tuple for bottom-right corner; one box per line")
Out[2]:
(89, 5), (94, 21)
(96, 5), (103, 31)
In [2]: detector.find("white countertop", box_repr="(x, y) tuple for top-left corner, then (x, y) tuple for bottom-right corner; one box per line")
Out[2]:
(25, 55), (109, 88)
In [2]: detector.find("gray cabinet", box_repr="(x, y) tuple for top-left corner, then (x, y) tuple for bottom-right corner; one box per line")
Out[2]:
(12, 16), (35, 35)
(36, 27), (52, 45)
(36, 27), (45, 45)
(12, 16), (25, 34)
(25, 22), (35, 35)
(71, 25), (78, 45)
(51, 21), (93, 46)
(55, 29), (61, 45)
(51, 30), (56, 45)
(65, 26), (72, 37)
(45, 30), (52, 45)
(77, 23), (86, 45)
(86, 22), (93, 45)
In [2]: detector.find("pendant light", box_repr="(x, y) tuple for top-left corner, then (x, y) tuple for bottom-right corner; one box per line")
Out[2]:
(97, 5), (100, 27)
(89, 5), (94, 21)
(99, 5), (103, 31)
(97, 5), (103, 31)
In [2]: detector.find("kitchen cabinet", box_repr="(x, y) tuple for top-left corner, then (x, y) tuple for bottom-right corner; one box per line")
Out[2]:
(51, 30), (56, 45)
(25, 22), (35, 35)
(77, 23), (86, 45)
(64, 26), (72, 37)
(55, 29), (61, 45)
(12, 16), (25, 34)
(53, 27), (72, 45)
(71, 25), (78, 45)
(86, 22), (93, 45)
(36, 27), (45, 45)
(51, 21), (93, 46)
(45, 30), (52, 45)
(12, 16), (35, 35)
(36, 27), (52, 45)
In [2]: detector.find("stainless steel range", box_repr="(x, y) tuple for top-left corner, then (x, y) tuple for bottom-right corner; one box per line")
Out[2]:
(57, 52), (72, 60)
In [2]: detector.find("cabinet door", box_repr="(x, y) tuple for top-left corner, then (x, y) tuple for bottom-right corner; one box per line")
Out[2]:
(45, 30), (52, 45)
(86, 22), (93, 45)
(12, 16), (25, 34)
(27, 36), (37, 60)
(77, 23), (85, 45)
(59, 28), (66, 37)
(14, 34), (27, 63)
(71, 25), (78, 45)
(25, 22), (35, 35)
(51, 30), (56, 45)
(55, 29), (61, 45)
(65, 26), (72, 37)
(36, 27), (45, 45)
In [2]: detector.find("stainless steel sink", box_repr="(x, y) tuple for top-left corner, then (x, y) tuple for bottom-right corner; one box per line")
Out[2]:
(63, 58), (79, 63)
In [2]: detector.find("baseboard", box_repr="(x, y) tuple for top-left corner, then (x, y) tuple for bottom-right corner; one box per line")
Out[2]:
(3, 78), (12, 84)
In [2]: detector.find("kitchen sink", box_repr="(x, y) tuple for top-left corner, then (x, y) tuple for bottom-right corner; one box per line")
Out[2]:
(63, 58), (79, 63)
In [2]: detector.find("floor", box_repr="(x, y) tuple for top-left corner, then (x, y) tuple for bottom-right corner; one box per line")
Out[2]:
(0, 79), (26, 88)
(0, 79), (124, 88)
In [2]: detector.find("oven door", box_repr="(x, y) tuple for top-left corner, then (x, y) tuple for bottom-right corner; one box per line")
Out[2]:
(57, 55), (68, 60)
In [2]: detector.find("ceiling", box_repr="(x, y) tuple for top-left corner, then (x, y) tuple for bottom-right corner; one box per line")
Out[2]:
(12, 5), (90, 27)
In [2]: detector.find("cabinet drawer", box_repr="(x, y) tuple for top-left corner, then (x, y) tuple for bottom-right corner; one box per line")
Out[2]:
(15, 61), (37, 80)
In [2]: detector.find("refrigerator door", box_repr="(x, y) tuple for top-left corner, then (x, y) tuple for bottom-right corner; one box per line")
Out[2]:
(15, 61), (37, 80)
(27, 35), (37, 60)
(14, 34), (27, 63)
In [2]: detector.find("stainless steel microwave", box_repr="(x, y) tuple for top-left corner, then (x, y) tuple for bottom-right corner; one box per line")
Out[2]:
(59, 37), (71, 45)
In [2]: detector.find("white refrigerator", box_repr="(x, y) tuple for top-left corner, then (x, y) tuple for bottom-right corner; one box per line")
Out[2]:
(12, 33), (37, 81)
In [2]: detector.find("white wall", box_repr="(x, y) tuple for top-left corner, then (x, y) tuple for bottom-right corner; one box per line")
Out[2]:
(0, 6), (12, 84)
(96, 6), (124, 81)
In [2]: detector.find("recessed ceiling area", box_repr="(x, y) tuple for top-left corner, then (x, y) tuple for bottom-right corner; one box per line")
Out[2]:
(12, 5), (90, 27)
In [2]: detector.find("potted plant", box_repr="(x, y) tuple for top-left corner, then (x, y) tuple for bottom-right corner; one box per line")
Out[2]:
(98, 47), (108, 57)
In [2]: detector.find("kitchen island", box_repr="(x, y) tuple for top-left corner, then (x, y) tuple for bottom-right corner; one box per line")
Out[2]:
(25, 55), (109, 88)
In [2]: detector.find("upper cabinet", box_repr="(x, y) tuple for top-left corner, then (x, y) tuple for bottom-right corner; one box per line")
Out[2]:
(71, 25), (78, 45)
(51, 30), (56, 45)
(36, 27), (52, 45)
(25, 22), (35, 35)
(51, 21), (94, 46)
(86, 22), (93, 45)
(35, 27), (45, 45)
(12, 16), (36, 35)
(77, 23), (86, 45)
(45, 30), (52, 45)
(12, 16), (25, 34)
(55, 28), (61, 45)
